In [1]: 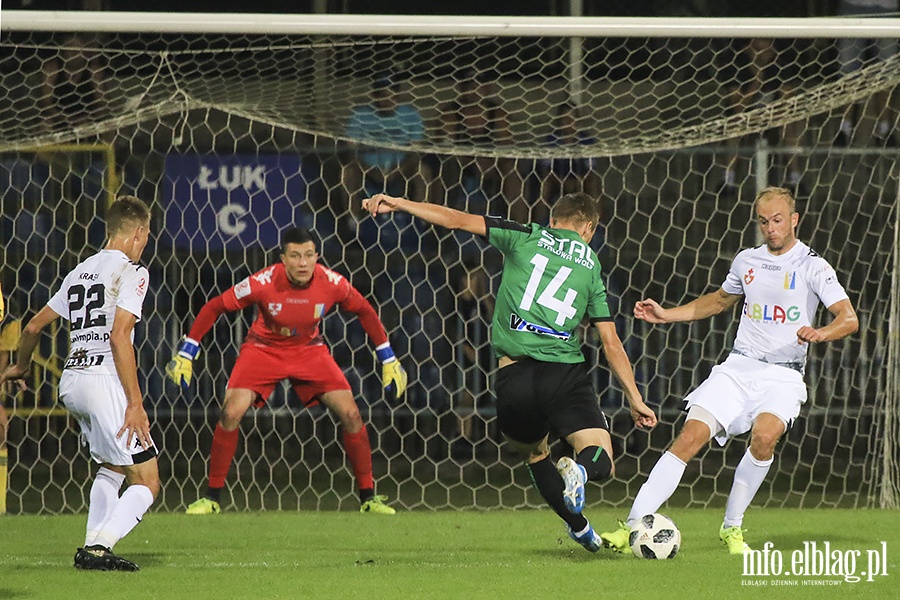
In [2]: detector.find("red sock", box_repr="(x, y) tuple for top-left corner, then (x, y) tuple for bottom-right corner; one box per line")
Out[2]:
(342, 426), (374, 492)
(208, 423), (239, 489)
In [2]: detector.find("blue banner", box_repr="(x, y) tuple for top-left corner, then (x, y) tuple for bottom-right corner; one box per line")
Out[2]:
(164, 154), (308, 250)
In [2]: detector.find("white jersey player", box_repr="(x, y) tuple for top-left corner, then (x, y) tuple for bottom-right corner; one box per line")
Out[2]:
(601, 187), (859, 555)
(0, 196), (160, 572)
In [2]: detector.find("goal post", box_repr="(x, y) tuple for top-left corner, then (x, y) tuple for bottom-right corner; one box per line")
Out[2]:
(0, 11), (897, 513)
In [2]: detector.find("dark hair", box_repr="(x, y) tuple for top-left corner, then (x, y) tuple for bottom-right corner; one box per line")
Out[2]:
(107, 195), (151, 237)
(280, 227), (318, 253)
(551, 192), (600, 227)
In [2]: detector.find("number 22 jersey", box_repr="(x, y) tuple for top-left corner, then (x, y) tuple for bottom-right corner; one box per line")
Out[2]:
(47, 249), (150, 374)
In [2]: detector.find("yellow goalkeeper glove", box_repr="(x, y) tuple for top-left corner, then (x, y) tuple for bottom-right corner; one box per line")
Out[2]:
(382, 359), (408, 400)
(166, 337), (200, 390)
(376, 344), (407, 401)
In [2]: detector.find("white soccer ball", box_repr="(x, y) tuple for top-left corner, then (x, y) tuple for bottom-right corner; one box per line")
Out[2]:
(629, 513), (681, 559)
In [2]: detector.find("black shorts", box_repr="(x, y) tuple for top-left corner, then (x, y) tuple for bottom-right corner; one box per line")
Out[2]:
(494, 358), (609, 445)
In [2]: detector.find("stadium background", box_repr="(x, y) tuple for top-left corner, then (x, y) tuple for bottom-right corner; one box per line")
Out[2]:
(0, 1), (897, 515)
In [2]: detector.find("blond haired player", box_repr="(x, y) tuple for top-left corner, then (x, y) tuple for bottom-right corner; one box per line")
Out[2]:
(602, 187), (858, 555)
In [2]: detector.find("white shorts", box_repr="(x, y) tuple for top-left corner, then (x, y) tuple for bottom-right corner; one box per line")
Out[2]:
(684, 354), (807, 446)
(59, 370), (158, 466)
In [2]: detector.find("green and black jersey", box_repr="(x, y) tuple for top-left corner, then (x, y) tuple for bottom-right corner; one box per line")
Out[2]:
(484, 216), (613, 364)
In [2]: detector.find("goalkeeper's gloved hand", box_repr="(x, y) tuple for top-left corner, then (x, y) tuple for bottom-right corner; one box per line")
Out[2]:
(376, 343), (407, 402)
(166, 336), (200, 390)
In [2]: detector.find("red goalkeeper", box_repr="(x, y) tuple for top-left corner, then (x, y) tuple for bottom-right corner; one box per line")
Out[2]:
(166, 227), (406, 515)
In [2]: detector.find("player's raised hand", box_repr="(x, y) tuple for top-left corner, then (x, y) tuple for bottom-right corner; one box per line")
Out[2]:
(165, 336), (200, 389)
(634, 299), (667, 324)
(362, 193), (402, 217)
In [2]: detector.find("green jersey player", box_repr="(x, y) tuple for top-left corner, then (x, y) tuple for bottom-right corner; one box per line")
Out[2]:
(363, 192), (656, 553)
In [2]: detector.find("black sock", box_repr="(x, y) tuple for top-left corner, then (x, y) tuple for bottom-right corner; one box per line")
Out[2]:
(359, 488), (375, 503)
(526, 456), (588, 531)
(576, 446), (613, 482)
(205, 486), (223, 503)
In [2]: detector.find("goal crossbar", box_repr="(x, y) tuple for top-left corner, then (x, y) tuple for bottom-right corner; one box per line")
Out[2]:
(3, 11), (900, 38)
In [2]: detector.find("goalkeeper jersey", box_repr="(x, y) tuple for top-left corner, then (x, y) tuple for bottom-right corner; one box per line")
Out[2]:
(215, 263), (388, 349)
(485, 217), (612, 364)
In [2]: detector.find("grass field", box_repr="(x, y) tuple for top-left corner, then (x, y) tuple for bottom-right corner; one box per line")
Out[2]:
(2, 508), (898, 599)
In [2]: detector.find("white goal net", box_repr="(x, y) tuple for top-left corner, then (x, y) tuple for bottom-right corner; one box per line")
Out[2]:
(1, 12), (897, 513)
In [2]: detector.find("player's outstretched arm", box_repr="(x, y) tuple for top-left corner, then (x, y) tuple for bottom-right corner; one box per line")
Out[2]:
(594, 321), (657, 429)
(0, 305), (59, 386)
(635, 288), (740, 324)
(796, 298), (858, 344)
(363, 193), (487, 236)
(166, 294), (233, 389)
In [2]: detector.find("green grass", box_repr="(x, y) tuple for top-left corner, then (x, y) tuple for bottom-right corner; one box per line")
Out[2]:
(2, 508), (898, 599)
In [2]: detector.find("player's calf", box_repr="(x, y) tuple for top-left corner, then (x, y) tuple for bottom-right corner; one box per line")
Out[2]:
(576, 445), (613, 482)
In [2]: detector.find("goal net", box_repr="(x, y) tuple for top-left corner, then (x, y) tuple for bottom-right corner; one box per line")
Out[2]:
(1, 12), (897, 513)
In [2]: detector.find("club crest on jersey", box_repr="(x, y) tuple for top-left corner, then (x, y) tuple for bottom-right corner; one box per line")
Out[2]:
(233, 278), (251, 299)
(743, 268), (755, 284)
(314, 303), (326, 318)
(267, 303), (282, 316)
(509, 313), (570, 340)
(135, 277), (147, 297)
(783, 271), (797, 290)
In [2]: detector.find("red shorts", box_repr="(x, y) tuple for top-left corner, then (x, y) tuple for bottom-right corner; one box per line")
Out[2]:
(227, 341), (351, 407)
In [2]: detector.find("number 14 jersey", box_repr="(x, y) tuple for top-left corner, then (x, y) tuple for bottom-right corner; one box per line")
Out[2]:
(47, 249), (150, 374)
(485, 217), (612, 364)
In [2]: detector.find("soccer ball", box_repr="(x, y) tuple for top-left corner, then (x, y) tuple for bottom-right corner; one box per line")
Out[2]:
(629, 513), (681, 559)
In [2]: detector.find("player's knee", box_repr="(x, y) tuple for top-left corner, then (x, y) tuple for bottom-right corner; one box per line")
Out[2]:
(576, 446), (613, 482)
(124, 469), (161, 499)
(334, 404), (363, 431)
(749, 436), (779, 461)
(220, 403), (249, 429)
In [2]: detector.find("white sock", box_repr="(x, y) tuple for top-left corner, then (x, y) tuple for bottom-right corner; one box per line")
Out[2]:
(840, 119), (854, 135)
(91, 485), (154, 551)
(724, 169), (736, 185)
(723, 449), (773, 528)
(627, 452), (687, 527)
(877, 120), (890, 136)
(85, 467), (125, 547)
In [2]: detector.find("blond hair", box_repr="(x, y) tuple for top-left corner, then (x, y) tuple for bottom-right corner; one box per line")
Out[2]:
(754, 186), (796, 214)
